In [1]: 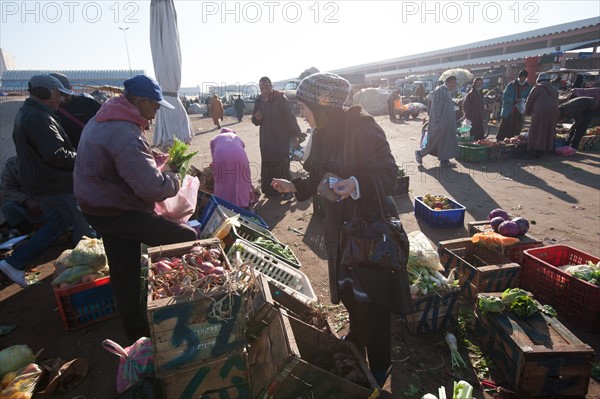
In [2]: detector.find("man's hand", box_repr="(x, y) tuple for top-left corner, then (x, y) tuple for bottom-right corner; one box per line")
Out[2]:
(254, 110), (263, 121)
(271, 178), (295, 193)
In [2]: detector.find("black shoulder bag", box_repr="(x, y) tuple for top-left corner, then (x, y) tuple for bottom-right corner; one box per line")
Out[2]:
(338, 178), (415, 315)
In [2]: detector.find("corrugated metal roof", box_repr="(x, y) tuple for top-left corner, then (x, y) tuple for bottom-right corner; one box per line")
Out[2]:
(334, 17), (599, 73)
(1, 69), (145, 83)
(366, 39), (599, 79)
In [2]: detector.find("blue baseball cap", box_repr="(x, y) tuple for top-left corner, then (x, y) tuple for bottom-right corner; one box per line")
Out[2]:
(123, 75), (174, 109)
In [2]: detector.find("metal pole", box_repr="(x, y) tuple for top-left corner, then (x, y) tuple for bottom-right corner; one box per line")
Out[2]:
(119, 27), (132, 76)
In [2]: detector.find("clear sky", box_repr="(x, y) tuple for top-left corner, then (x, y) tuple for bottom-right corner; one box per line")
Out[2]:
(1, 0), (599, 89)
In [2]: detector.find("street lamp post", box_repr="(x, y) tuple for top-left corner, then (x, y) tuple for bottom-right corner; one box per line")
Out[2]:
(119, 27), (132, 76)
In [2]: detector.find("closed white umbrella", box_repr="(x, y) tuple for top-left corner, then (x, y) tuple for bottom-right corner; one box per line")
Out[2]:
(150, 0), (193, 148)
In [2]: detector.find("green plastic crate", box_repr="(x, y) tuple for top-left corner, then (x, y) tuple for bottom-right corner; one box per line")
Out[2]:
(457, 135), (474, 144)
(459, 144), (489, 163)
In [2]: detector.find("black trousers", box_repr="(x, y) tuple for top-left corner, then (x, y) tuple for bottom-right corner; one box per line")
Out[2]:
(567, 109), (594, 149)
(339, 286), (392, 374)
(83, 211), (197, 340)
(496, 111), (524, 141)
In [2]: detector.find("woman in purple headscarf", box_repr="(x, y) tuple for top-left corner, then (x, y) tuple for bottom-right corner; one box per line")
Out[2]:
(210, 128), (252, 209)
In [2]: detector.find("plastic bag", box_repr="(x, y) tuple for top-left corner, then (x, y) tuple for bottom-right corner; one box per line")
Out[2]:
(515, 99), (526, 114)
(102, 337), (154, 394)
(420, 128), (429, 150)
(69, 237), (107, 271)
(0, 345), (35, 379)
(407, 231), (444, 271)
(1, 363), (43, 399)
(154, 175), (200, 224)
(555, 146), (576, 156)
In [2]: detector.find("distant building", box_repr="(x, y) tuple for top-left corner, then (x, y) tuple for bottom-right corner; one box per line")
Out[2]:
(0, 49), (16, 76)
(1, 69), (145, 93)
(332, 17), (600, 86)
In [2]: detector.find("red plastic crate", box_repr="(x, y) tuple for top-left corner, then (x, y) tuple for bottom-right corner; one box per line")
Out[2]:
(521, 245), (600, 332)
(54, 276), (118, 330)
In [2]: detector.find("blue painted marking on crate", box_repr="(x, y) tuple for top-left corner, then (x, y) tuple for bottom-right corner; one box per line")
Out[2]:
(412, 292), (458, 332)
(180, 355), (247, 399)
(155, 295), (244, 371)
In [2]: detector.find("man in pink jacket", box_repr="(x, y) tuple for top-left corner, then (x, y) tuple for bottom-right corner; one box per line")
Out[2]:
(74, 75), (196, 341)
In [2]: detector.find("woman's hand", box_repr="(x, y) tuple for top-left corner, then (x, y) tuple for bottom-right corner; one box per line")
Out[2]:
(271, 178), (296, 193)
(332, 178), (357, 201)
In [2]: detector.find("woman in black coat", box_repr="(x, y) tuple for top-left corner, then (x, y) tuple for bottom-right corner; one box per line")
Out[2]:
(271, 73), (414, 387)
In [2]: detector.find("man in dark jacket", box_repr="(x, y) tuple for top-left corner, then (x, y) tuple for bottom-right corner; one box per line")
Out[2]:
(559, 97), (598, 150)
(49, 73), (101, 149)
(251, 76), (301, 199)
(0, 75), (94, 288)
(0, 156), (46, 234)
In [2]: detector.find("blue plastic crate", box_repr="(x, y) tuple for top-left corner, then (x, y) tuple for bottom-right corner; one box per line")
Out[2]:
(54, 276), (118, 330)
(197, 191), (269, 230)
(414, 196), (466, 229)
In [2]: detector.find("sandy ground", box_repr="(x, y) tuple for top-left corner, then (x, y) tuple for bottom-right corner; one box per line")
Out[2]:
(0, 108), (598, 398)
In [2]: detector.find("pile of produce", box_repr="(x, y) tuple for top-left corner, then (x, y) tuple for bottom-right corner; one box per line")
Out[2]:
(148, 244), (229, 300)
(252, 237), (297, 264)
(472, 139), (506, 147)
(420, 380), (474, 399)
(52, 237), (109, 289)
(421, 194), (454, 210)
(586, 126), (600, 135)
(561, 261), (600, 286)
(502, 133), (528, 145)
(407, 231), (458, 296)
(477, 289), (557, 318)
(168, 138), (198, 179)
(329, 353), (368, 386)
(486, 208), (529, 237)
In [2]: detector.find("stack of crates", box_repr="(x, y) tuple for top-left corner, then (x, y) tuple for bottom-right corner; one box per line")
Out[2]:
(196, 191), (269, 238)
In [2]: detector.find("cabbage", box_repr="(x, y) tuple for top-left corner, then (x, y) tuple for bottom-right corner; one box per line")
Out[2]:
(512, 217), (530, 235)
(69, 238), (107, 271)
(501, 288), (529, 304)
(489, 217), (505, 232)
(477, 295), (505, 315)
(498, 220), (520, 237)
(0, 345), (35, 378)
(509, 295), (538, 318)
(488, 208), (508, 221)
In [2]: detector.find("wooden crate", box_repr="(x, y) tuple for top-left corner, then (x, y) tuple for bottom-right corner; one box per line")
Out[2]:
(403, 288), (460, 333)
(474, 293), (594, 397)
(160, 351), (249, 399)
(247, 309), (379, 399)
(196, 384), (251, 399)
(438, 238), (520, 301)
(467, 220), (543, 264)
(269, 283), (337, 336)
(146, 239), (270, 376)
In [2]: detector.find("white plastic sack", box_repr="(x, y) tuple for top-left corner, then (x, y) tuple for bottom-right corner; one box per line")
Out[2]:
(407, 231), (444, 271)
(154, 175), (200, 224)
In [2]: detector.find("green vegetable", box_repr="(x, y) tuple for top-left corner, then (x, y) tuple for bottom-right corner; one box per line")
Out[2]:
(540, 304), (557, 317)
(445, 333), (468, 369)
(52, 265), (97, 285)
(168, 138), (198, 178)
(0, 345), (35, 378)
(501, 288), (529, 305)
(253, 237), (297, 264)
(453, 380), (473, 399)
(477, 295), (505, 316)
(509, 295), (538, 318)
(567, 261), (600, 286)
